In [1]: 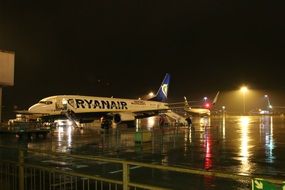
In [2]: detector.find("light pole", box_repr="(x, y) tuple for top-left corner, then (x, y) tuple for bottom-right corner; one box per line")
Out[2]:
(264, 95), (272, 109)
(240, 86), (248, 115)
(264, 94), (273, 114)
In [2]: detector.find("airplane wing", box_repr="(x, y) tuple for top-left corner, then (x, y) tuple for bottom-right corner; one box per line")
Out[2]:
(133, 108), (169, 116)
(167, 101), (202, 105)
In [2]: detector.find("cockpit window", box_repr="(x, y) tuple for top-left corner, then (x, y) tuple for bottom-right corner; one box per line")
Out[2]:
(39, 101), (53, 105)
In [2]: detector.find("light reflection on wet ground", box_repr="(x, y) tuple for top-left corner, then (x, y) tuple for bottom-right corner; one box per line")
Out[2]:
(1, 115), (285, 179)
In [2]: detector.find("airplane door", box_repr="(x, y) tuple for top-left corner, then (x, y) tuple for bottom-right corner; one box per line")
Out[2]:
(55, 97), (75, 111)
(55, 97), (64, 110)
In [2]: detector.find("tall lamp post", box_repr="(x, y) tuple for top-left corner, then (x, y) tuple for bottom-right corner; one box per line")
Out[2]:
(240, 86), (248, 115)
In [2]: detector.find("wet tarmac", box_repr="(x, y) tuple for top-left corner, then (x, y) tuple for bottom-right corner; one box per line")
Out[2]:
(1, 115), (285, 189)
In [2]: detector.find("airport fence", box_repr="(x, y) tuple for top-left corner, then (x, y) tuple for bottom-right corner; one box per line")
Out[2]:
(0, 145), (284, 190)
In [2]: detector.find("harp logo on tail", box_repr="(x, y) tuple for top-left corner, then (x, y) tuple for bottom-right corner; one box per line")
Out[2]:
(162, 84), (168, 97)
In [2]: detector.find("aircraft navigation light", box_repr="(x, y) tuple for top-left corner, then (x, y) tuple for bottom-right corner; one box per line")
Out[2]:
(205, 103), (210, 108)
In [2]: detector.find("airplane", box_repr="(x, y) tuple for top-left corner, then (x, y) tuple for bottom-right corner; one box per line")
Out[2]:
(26, 74), (171, 128)
(249, 95), (273, 115)
(184, 91), (220, 117)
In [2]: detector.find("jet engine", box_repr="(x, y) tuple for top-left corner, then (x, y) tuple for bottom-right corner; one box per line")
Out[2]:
(113, 113), (135, 123)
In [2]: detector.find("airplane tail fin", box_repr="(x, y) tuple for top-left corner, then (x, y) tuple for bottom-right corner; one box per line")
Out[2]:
(149, 73), (170, 102)
(212, 91), (220, 105)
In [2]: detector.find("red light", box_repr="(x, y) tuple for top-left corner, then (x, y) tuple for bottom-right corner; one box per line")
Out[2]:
(205, 103), (210, 108)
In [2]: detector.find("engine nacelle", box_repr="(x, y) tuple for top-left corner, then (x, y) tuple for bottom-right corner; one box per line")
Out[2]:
(113, 113), (135, 123)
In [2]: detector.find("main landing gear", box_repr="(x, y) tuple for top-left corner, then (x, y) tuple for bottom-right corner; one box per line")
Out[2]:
(100, 117), (112, 129)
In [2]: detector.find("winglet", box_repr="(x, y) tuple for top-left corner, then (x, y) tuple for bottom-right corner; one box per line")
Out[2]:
(149, 73), (170, 102)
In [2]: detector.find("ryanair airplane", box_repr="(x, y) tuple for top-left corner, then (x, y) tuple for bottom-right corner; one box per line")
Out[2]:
(27, 74), (170, 128)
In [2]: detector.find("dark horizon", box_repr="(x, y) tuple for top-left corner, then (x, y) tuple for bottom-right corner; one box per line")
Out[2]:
(1, 1), (285, 119)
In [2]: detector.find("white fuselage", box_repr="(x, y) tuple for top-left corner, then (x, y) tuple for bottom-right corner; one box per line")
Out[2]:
(28, 95), (169, 115)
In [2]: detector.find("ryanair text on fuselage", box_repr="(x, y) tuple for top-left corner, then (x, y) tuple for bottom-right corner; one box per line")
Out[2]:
(68, 98), (128, 110)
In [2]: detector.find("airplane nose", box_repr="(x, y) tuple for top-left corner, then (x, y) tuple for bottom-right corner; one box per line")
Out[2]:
(28, 103), (41, 113)
(28, 102), (55, 114)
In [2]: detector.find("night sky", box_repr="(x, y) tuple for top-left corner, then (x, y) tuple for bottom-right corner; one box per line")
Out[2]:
(1, 1), (285, 118)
